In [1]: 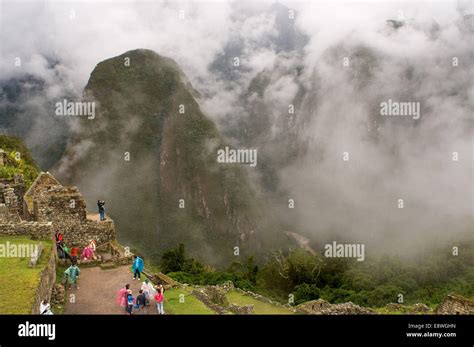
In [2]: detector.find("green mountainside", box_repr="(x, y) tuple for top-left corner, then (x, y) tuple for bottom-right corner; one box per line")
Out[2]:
(56, 49), (289, 266)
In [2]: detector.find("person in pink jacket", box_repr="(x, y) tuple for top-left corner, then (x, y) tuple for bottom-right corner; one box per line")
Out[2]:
(116, 284), (130, 307)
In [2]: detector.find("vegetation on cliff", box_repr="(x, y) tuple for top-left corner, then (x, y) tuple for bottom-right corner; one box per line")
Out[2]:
(159, 239), (474, 309)
(0, 135), (40, 187)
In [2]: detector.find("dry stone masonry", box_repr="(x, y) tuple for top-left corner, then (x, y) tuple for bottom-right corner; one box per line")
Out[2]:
(31, 245), (58, 314)
(0, 171), (116, 248)
(296, 299), (375, 315)
(435, 294), (474, 315)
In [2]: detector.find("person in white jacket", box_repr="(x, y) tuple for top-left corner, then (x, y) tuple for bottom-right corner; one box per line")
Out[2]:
(140, 279), (155, 306)
(40, 299), (53, 315)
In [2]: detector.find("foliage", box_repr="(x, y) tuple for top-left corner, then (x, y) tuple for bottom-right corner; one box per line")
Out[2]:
(0, 135), (40, 187)
(162, 244), (258, 291)
(257, 241), (474, 308)
(160, 239), (474, 309)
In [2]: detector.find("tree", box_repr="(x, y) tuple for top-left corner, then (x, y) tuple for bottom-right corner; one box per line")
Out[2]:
(161, 243), (186, 273)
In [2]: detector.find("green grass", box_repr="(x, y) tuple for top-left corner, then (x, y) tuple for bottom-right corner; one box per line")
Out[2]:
(226, 291), (294, 315)
(0, 236), (52, 314)
(373, 307), (430, 315)
(164, 287), (215, 315)
(373, 307), (407, 315)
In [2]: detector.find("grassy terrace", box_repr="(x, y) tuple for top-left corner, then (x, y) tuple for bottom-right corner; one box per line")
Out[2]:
(0, 236), (52, 314)
(162, 288), (294, 315)
(164, 287), (215, 314)
(226, 291), (294, 314)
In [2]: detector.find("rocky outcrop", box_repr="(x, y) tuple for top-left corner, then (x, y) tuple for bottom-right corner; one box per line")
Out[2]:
(435, 294), (474, 315)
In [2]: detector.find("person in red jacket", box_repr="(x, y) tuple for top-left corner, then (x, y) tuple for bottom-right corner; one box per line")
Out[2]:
(154, 283), (165, 315)
(70, 247), (79, 265)
(55, 231), (65, 258)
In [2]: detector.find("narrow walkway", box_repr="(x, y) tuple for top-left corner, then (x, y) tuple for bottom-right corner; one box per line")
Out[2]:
(64, 265), (155, 314)
(86, 213), (110, 222)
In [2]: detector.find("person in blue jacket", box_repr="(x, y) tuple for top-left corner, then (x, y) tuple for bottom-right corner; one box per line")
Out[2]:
(132, 255), (144, 280)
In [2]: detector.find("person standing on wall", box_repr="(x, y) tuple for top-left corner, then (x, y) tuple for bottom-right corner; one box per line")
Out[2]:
(97, 200), (106, 221)
(132, 255), (144, 280)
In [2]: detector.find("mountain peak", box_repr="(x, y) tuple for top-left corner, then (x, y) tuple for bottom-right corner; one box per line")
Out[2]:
(57, 50), (286, 265)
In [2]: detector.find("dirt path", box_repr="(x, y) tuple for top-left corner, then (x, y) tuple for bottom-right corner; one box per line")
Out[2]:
(64, 265), (156, 315)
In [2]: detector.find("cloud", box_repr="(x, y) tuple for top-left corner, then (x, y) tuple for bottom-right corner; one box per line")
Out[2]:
(274, 1), (473, 253)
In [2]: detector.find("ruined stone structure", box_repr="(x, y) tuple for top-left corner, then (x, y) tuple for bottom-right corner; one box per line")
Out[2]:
(191, 283), (258, 315)
(435, 294), (474, 315)
(296, 299), (375, 315)
(0, 171), (116, 247)
(0, 175), (26, 220)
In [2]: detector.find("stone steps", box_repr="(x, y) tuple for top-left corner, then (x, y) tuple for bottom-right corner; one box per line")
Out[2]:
(100, 261), (116, 270)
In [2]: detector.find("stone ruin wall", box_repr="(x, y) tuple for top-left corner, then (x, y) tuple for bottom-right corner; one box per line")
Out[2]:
(0, 174), (26, 220)
(31, 185), (115, 247)
(435, 294), (474, 315)
(34, 186), (88, 224)
(0, 172), (116, 248)
(31, 245), (58, 314)
(0, 221), (53, 240)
